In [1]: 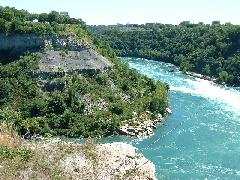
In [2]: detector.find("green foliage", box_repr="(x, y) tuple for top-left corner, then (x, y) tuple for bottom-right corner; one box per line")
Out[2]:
(91, 22), (240, 86)
(0, 53), (168, 138)
(148, 87), (168, 114)
(0, 54), (40, 108)
(0, 7), (169, 138)
(0, 6), (87, 37)
(0, 146), (34, 162)
(0, 107), (22, 125)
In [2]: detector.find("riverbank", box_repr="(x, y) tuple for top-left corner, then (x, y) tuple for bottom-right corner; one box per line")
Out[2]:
(119, 108), (172, 137)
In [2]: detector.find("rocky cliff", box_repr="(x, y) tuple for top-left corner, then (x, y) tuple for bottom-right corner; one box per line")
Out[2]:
(18, 141), (157, 180)
(0, 33), (112, 74)
(0, 124), (157, 180)
(60, 142), (157, 180)
(0, 33), (90, 55)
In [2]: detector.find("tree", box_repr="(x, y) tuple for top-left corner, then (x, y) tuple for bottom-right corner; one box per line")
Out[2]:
(203, 64), (211, 76)
(48, 91), (66, 114)
(0, 7), (15, 21)
(38, 13), (48, 22)
(92, 22), (240, 86)
(218, 70), (229, 83)
(48, 11), (64, 24)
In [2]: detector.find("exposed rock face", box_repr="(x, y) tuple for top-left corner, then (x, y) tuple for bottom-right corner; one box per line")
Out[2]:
(0, 33), (112, 74)
(81, 94), (109, 114)
(38, 49), (112, 74)
(0, 33), (44, 57)
(0, 33), (90, 55)
(44, 34), (91, 51)
(25, 141), (157, 180)
(61, 142), (157, 180)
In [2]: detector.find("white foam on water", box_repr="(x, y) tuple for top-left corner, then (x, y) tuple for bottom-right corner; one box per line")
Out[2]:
(170, 78), (240, 116)
(128, 57), (240, 116)
(170, 86), (198, 95)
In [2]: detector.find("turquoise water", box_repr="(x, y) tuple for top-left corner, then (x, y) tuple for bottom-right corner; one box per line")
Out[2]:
(101, 57), (240, 179)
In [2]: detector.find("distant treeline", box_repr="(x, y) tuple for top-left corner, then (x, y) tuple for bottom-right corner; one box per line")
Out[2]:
(0, 6), (86, 35)
(90, 22), (240, 86)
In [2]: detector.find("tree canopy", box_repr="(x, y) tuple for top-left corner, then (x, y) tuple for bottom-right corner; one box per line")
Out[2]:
(90, 22), (240, 86)
(0, 6), (86, 35)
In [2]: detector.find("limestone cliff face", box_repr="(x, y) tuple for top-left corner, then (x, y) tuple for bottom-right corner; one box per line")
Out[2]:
(0, 33), (90, 53)
(0, 33), (112, 74)
(0, 33), (44, 54)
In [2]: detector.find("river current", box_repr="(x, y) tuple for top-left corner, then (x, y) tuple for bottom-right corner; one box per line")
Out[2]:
(101, 57), (240, 179)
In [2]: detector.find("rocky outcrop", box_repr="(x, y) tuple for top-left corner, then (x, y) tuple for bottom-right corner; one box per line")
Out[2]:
(38, 49), (112, 74)
(62, 142), (157, 180)
(119, 112), (164, 137)
(0, 33), (90, 55)
(119, 109), (172, 137)
(0, 33), (112, 74)
(81, 94), (109, 114)
(165, 107), (172, 115)
(25, 141), (156, 180)
(0, 33), (44, 58)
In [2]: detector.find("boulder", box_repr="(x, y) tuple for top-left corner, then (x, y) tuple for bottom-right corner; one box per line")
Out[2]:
(165, 108), (172, 114)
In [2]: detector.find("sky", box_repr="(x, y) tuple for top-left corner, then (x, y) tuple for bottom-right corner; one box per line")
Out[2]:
(0, 0), (239, 25)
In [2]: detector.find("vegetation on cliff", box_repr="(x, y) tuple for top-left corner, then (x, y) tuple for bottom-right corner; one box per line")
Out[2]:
(0, 7), (169, 138)
(90, 23), (240, 86)
(0, 53), (168, 138)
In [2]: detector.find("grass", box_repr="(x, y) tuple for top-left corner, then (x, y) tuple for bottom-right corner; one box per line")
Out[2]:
(0, 122), (21, 148)
(0, 123), (55, 179)
(0, 123), (33, 179)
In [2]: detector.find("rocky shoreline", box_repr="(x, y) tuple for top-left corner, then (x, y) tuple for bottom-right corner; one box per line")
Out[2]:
(119, 108), (172, 137)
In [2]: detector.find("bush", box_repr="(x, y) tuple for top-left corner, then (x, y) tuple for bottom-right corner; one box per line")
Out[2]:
(0, 146), (33, 162)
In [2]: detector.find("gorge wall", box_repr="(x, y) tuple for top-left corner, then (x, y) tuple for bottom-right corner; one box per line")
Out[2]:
(0, 33), (90, 55)
(0, 33), (112, 74)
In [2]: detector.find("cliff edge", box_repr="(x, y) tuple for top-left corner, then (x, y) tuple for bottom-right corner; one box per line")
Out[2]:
(23, 141), (157, 180)
(0, 125), (157, 180)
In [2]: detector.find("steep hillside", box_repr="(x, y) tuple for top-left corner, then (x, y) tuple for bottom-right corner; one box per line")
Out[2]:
(0, 7), (169, 138)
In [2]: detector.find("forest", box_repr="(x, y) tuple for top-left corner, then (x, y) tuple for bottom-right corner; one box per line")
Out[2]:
(91, 22), (240, 86)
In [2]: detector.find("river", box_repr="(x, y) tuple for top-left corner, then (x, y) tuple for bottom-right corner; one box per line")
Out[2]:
(100, 57), (240, 179)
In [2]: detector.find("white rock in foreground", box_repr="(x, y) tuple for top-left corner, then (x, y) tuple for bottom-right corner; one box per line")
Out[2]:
(62, 142), (157, 180)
